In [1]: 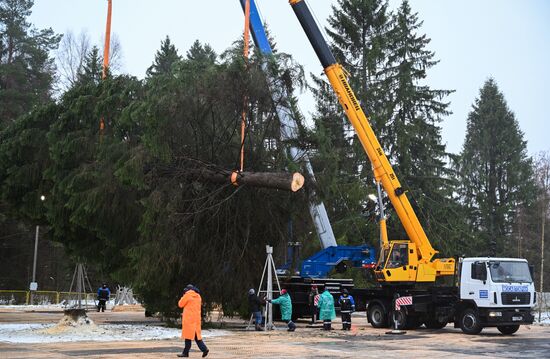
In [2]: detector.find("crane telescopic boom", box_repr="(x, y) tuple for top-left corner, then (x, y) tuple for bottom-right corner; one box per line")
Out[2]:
(288, 0), (454, 283)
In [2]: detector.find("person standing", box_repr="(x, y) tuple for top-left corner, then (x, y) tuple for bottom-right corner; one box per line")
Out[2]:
(267, 289), (296, 331)
(178, 284), (209, 358)
(338, 289), (355, 330)
(248, 288), (265, 331)
(308, 285), (319, 324)
(97, 283), (110, 312)
(318, 288), (336, 330)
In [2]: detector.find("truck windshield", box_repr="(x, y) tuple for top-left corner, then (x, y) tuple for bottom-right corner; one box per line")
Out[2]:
(488, 261), (532, 283)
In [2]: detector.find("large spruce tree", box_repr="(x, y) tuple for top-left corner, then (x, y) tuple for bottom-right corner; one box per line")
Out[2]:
(381, 0), (460, 253)
(459, 78), (535, 256)
(310, 0), (460, 254)
(309, 0), (392, 247)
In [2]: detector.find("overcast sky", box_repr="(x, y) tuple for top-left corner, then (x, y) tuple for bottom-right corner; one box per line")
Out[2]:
(30, 0), (550, 155)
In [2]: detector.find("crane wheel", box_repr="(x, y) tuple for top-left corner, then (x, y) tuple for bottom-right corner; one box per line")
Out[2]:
(368, 304), (388, 328)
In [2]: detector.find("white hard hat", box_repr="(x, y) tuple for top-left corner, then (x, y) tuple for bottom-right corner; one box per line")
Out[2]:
(249, 288), (255, 295)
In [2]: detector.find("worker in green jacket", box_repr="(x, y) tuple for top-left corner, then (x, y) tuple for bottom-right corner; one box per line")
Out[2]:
(318, 288), (336, 330)
(267, 289), (296, 332)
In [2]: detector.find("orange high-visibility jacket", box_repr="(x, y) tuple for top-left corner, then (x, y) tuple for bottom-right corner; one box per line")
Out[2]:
(178, 290), (202, 340)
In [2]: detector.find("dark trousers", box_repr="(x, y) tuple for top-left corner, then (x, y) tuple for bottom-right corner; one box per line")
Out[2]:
(341, 312), (351, 329)
(97, 299), (107, 312)
(309, 305), (317, 324)
(323, 320), (332, 330)
(183, 334), (208, 355)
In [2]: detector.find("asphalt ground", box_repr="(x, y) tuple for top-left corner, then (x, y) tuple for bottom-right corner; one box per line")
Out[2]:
(1, 309), (549, 358)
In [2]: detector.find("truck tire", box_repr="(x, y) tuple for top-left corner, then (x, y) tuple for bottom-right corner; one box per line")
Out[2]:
(497, 325), (520, 335)
(424, 318), (447, 330)
(405, 315), (422, 329)
(459, 308), (483, 335)
(389, 309), (407, 330)
(368, 304), (388, 328)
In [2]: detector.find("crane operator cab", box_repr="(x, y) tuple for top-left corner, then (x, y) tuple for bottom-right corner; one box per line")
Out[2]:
(375, 241), (418, 282)
(374, 240), (455, 283)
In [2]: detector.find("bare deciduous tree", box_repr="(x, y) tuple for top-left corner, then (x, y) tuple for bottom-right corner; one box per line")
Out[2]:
(56, 30), (123, 92)
(56, 30), (91, 90)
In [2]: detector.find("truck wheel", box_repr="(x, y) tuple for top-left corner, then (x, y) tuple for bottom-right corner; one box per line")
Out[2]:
(368, 304), (388, 328)
(497, 325), (520, 335)
(405, 315), (422, 329)
(389, 309), (407, 330)
(459, 308), (483, 335)
(424, 318), (447, 329)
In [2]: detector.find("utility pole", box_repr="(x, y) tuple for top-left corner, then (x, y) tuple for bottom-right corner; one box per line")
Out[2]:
(540, 177), (547, 323)
(29, 194), (45, 305)
(29, 225), (39, 305)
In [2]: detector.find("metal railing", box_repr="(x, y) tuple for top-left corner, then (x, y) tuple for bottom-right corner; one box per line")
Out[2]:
(0, 289), (113, 306)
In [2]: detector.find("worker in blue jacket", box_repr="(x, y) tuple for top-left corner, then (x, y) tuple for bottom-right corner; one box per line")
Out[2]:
(97, 283), (111, 312)
(338, 289), (355, 330)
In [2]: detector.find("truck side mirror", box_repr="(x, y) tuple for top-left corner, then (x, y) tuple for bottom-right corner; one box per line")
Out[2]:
(471, 262), (487, 281)
(529, 264), (535, 281)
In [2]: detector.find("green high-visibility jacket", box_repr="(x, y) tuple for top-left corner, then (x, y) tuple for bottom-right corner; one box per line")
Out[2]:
(318, 290), (336, 320)
(271, 293), (292, 321)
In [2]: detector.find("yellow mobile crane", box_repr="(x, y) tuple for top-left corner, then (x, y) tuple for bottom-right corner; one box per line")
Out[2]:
(286, 1), (536, 334)
(288, 0), (455, 284)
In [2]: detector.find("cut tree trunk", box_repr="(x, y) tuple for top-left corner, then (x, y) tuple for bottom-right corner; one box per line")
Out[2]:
(187, 168), (305, 192)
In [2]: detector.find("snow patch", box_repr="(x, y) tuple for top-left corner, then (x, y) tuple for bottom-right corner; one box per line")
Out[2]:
(0, 323), (227, 343)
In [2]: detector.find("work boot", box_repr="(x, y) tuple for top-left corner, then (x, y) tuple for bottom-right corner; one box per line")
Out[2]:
(255, 323), (261, 331)
(202, 349), (209, 357)
(177, 353), (188, 358)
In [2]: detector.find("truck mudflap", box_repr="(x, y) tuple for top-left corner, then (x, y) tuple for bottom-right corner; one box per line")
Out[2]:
(478, 308), (534, 326)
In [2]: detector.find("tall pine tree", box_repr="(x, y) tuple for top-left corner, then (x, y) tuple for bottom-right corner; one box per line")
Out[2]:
(0, 0), (60, 125)
(459, 78), (535, 256)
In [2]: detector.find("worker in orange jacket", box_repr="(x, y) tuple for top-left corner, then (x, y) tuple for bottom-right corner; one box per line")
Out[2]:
(177, 285), (209, 358)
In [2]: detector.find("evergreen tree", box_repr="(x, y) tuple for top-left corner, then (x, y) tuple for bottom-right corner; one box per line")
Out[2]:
(0, 0), (60, 125)
(186, 39), (217, 64)
(76, 46), (102, 85)
(309, 0), (392, 247)
(310, 0), (459, 254)
(459, 78), (535, 256)
(380, 0), (458, 252)
(146, 36), (181, 78)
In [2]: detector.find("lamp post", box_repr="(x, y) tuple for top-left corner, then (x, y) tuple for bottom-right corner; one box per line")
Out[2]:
(29, 195), (46, 305)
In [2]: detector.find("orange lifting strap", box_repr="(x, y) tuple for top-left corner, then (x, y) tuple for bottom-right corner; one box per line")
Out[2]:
(100, 0), (112, 136)
(239, 0), (251, 172)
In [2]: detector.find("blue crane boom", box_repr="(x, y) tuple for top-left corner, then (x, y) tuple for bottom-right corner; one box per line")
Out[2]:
(239, 0), (337, 250)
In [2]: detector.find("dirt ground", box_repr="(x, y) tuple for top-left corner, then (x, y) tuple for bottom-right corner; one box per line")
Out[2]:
(1, 308), (549, 358)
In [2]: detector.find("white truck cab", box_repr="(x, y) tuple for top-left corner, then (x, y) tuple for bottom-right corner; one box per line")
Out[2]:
(457, 257), (535, 334)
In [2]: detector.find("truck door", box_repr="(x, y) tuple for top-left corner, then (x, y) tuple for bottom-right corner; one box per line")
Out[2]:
(460, 261), (491, 306)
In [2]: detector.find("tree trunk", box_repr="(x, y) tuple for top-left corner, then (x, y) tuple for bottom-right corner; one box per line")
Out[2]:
(153, 164), (305, 192)
(188, 168), (305, 192)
